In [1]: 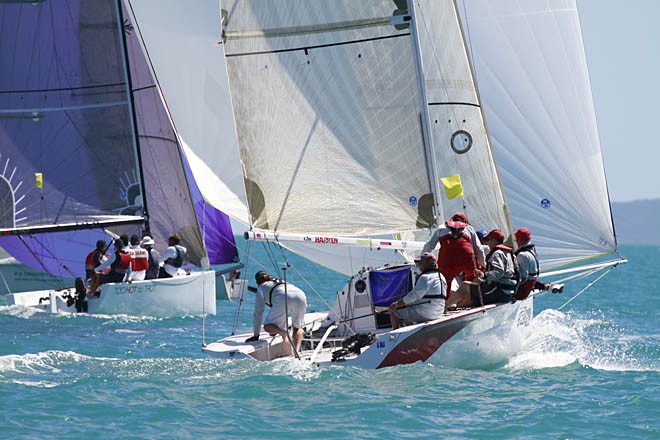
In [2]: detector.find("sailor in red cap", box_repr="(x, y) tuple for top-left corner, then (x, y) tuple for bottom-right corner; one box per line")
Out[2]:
(449, 228), (518, 307)
(514, 227), (564, 298)
(421, 212), (486, 300)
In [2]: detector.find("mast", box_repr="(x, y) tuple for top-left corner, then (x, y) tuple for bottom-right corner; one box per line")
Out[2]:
(115, 0), (150, 236)
(406, 0), (444, 226)
(452, 0), (514, 241)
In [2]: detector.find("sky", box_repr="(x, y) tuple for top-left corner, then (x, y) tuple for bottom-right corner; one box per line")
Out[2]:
(578, 0), (660, 202)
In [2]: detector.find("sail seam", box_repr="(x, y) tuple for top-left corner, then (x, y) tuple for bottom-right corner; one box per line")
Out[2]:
(225, 33), (410, 58)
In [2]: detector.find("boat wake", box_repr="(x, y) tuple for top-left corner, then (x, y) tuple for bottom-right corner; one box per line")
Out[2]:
(0, 303), (164, 323)
(505, 309), (657, 372)
(0, 350), (116, 387)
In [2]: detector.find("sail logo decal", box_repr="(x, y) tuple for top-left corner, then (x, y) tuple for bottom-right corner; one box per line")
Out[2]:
(540, 198), (552, 209)
(0, 157), (27, 229)
(315, 237), (338, 244)
(117, 168), (143, 216)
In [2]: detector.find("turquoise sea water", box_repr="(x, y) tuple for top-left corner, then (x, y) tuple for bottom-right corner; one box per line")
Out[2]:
(1, 244), (658, 439)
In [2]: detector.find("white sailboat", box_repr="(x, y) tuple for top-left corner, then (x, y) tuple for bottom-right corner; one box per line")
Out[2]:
(0, 0), (228, 317)
(131, 0), (623, 366)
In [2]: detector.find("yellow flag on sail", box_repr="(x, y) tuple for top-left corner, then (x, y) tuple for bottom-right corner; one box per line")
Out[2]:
(35, 172), (43, 189)
(440, 174), (463, 200)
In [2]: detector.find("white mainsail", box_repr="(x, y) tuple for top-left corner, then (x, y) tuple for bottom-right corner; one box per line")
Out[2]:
(455, 0), (618, 270)
(221, 0), (434, 236)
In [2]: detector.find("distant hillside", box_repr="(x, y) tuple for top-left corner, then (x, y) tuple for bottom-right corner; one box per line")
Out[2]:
(611, 199), (660, 245)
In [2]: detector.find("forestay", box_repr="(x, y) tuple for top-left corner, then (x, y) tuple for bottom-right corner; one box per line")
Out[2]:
(456, 0), (617, 270)
(222, 0), (434, 236)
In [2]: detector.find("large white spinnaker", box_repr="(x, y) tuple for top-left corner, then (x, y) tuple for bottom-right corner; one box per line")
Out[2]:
(456, 0), (618, 270)
(221, 1), (434, 236)
(125, 0), (248, 223)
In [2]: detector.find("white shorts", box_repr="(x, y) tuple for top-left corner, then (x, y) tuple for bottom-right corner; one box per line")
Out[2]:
(265, 288), (307, 330)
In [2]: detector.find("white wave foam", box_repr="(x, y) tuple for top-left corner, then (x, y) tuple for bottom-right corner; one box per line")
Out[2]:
(506, 309), (658, 372)
(0, 304), (44, 318)
(0, 350), (116, 374)
(271, 357), (322, 381)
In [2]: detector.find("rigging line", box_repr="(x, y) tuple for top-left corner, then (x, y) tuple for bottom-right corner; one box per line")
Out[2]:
(531, 266), (601, 300)
(264, 236), (333, 312)
(230, 235), (251, 335)
(286, 264), (333, 311)
(557, 265), (616, 311)
(260, 240), (280, 278)
(0, 269), (12, 295)
(17, 235), (69, 289)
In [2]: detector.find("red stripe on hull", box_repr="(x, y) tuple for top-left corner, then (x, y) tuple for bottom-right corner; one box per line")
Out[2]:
(376, 309), (487, 369)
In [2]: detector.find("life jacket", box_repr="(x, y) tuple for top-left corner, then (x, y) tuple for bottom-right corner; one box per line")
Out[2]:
(110, 250), (131, 275)
(164, 245), (186, 268)
(513, 244), (539, 300)
(437, 223), (477, 271)
(85, 249), (104, 273)
(130, 247), (149, 272)
(145, 250), (159, 279)
(415, 269), (446, 300)
(485, 244), (518, 288)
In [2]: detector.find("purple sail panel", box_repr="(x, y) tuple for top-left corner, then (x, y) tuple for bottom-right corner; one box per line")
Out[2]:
(195, 201), (239, 265)
(1, 230), (110, 279)
(182, 144), (239, 266)
(0, 0), (142, 230)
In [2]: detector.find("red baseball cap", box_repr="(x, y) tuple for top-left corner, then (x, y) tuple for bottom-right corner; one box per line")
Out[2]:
(451, 212), (469, 223)
(414, 252), (437, 264)
(484, 229), (505, 242)
(514, 228), (532, 242)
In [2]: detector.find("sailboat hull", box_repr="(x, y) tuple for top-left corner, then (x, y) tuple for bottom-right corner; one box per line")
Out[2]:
(202, 300), (532, 369)
(5, 271), (216, 317)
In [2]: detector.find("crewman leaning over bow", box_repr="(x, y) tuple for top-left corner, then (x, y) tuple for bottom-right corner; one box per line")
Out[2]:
(245, 271), (308, 353)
